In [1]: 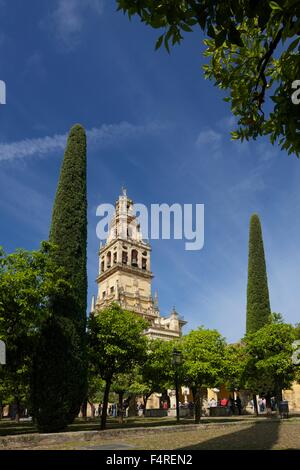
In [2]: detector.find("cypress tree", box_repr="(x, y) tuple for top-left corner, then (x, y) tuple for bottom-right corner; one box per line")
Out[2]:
(246, 214), (271, 334)
(49, 124), (87, 326)
(32, 124), (87, 432)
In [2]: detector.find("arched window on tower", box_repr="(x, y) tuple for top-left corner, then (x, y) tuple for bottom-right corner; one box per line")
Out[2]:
(101, 259), (105, 272)
(131, 249), (138, 267)
(107, 251), (111, 268)
(122, 251), (128, 264)
(113, 251), (117, 264)
(142, 257), (147, 270)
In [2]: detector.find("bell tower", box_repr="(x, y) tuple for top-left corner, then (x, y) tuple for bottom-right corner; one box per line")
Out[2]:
(95, 189), (157, 321)
(93, 189), (186, 339)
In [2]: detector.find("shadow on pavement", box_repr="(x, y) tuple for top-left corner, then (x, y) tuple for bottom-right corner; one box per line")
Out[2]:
(178, 421), (281, 450)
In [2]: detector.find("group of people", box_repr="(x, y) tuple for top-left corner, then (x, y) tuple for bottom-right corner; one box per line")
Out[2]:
(209, 396), (243, 415)
(249, 396), (277, 413)
(96, 400), (129, 418)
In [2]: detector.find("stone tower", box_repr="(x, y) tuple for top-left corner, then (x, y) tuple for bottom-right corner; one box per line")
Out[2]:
(92, 189), (186, 340)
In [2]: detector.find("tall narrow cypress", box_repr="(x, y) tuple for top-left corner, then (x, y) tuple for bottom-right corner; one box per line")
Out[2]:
(32, 124), (87, 432)
(49, 123), (87, 327)
(246, 214), (271, 334)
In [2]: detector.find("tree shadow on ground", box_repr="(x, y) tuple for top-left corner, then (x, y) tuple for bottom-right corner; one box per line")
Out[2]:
(0, 421), (36, 436)
(178, 421), (281, 450)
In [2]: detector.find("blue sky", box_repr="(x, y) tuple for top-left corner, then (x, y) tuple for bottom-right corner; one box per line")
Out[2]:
(0, 0), (299, 343)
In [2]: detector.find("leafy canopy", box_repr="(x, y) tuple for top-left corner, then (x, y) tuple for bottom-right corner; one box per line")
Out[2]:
(182, 327), (226, 389)
(131, 339), (178, 400)
(0, 242), (71, 409)
(117, 0), (300, 156)
(243, 322), (297, 395)
(88, 303), (148, 382)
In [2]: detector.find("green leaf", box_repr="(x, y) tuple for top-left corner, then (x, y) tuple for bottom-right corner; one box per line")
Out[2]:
(207, 24), (215, 39)
(155, 34), (164, 50)
(286, 37), (300, 54)
(269, 1), (283, 10)
(181, 23), (193, 33)
(164, 35), (170, 54)
(215, 29), (227, 48)
(228, 25), (244, 47)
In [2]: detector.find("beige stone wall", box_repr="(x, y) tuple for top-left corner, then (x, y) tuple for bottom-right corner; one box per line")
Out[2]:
(97, 270), (152, 307)
(283, 382), (300, 411)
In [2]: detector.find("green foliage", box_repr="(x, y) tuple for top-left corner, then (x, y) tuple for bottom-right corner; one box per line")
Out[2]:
(181, 327), (226, 422)
(88, 303), (148, 381)
(179, 327), (225, 423)
(117, 0), (300, 156)
(111, 372), (133, 396)
(243, 322), (296, 397)
(0, 242), (70, 418)
(31, 316), (87, 432)
(87, 369), (105, 405)
(246, 214), (271, 334)
(223, 343), (247, 392)
(269, 312), (284, 324)
(88, 303), (148, 429)
(182, 327), (226, 389)
(34, 124), (88, 432)
(49, 124), (87, 326)
(294, 323), (300, 340)
(132, 339), (178, 404)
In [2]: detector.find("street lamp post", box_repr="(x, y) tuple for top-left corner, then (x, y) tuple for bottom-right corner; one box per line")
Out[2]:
(172, 348), (182, 424)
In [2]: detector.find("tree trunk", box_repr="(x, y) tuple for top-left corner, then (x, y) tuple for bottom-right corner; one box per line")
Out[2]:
(118, 391), (124, 424)
(128, 394), (136, 417)
(15, 398), (21, 423)
(253, 394), (258, 416)
(81, 398), (88, 419)
(143, 394), (149, 408)
(275, 382), (283, 415)
(192, 387), (202, 424)
(143, 394), (151, 415)
(265, 393), (272, 416)
(89, 402), (95, 419)
(100, 378), (112, 430)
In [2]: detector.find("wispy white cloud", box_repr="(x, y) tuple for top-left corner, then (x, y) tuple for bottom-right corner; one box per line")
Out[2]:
(229, 167), (266, 193)
(41, 0), (104, 50)
(216, 115), (236, 133)
(0, 121), (164, 163)
(196, 128), (222, 147)
(257, 141), (280, 161)
(195, 128), (223, 159)
(0, 134), (66, 162)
